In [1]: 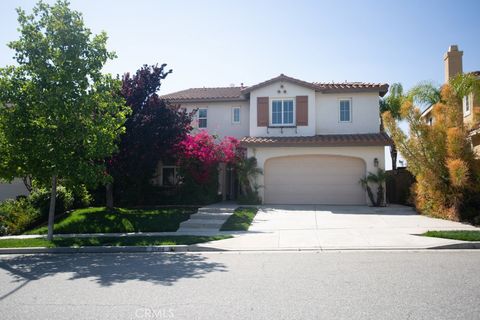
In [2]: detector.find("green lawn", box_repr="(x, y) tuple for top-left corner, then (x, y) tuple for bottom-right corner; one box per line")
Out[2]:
(423, 230), (480, 241)
(26, 207), (197, 235)
(0, 235), (231, 248)
(220, 207), (258, 231)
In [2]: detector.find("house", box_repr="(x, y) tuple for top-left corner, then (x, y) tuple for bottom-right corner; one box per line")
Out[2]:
(421, 45), (480, 157)
(161, 74), (390, 205)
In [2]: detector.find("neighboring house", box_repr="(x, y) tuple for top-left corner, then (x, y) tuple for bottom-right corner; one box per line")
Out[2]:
(0, 178), (29, 202)
(421, 45), (480, 157)
(161, 74), (390, 205)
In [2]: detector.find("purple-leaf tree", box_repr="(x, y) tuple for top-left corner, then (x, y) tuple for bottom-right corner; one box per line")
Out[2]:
(107, 64), (194, 206)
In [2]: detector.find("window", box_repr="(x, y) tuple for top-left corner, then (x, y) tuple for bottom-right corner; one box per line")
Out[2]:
(339, 99), (351, 122)
(428, 117), (433, 126)
(232, 107), (240, 124)
(161, 166), (178, 186)
(198, 108), (207, 128)
(271, 99), (294, 126)
(463, 94), (471, 116)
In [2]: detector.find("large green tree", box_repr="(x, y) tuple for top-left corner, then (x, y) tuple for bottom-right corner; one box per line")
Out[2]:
(0, 1), (129, 239)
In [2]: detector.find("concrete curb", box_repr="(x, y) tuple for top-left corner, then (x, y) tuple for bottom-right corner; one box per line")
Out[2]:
(1, 242), (480, 255)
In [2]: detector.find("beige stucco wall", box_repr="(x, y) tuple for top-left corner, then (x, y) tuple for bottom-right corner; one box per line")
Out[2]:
(249, 81), (316, 137)
(0, 179), (29, 201)
(315, 92), (381, 134)
(247, 146), (385, 204)
(182, 101), (249, 139)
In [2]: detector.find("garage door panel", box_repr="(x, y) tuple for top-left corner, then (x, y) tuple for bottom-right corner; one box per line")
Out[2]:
(264, 155), (366, 205)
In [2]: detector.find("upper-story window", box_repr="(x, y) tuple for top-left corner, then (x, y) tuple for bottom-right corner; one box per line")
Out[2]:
(339, 99), (352, 122)
(232, 107), (240, 124)
(198, 108), (208, 128)
(271, 99), (294, 126)
(463, 94), (471, 116)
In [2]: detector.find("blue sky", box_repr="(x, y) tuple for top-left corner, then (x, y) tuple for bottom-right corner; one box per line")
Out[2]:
(1, 0), (479, 95)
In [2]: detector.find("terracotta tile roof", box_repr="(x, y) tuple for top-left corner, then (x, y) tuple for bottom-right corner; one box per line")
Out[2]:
(161, 74), (389, 102)
(160, 87), (246, 102)
(241, 74), (389, 97)
(241, 132), (392, 147)
(313, 81), (389, 96)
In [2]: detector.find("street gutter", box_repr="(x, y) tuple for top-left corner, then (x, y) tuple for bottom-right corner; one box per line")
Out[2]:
(1, 242), (480, 255)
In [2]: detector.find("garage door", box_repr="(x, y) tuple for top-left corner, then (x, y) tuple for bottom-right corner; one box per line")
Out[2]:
(264, 155), (366, 205)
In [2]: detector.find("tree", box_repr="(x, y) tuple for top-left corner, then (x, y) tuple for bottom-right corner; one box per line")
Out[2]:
(407, 81), (442, 107)
(380, 83), (405, 169)
(236, 156), (263, 196)
(360, 169), (386, 207)
(0, 1), (129, 240)
(107, 64), (194, 206)
(383, 84), (479, 221)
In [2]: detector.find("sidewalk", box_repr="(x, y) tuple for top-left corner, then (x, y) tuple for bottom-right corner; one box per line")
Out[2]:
(1, 204), (479, 252)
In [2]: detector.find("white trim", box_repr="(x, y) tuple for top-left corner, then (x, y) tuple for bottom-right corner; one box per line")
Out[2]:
(463, 94), (472, 117)
(338, 98), (352, 123)
(269, 98), (296, 126)
(198, 107), (208, 128)
(232, 106), (241, 124)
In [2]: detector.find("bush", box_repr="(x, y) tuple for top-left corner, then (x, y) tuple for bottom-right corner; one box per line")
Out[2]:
(178, 171), (219, 205)
(70, 185), (92, 209)
(237, 190), (262, 205)
(0, 198), (41, 235)
(28, 186), (74, 217)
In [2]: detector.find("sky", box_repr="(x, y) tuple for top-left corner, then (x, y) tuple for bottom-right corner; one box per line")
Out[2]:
(1, 0), (479, 95)
(1, 0), (479, 169)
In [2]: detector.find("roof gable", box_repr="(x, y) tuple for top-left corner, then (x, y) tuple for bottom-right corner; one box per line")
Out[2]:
(160, 74), (389, 102)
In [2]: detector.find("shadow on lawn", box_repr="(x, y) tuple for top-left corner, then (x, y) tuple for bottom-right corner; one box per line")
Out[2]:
(0, 252), (227, 300)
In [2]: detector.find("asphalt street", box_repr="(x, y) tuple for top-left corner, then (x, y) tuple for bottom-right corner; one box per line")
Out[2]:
(0, 250), (479, 320)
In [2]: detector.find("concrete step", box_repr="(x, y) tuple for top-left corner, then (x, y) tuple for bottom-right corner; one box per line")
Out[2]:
(188, 213), (232, 220)
(176, 228), (220, 234)
(197, 207), (236, 214)
(181, 218), (226, 225)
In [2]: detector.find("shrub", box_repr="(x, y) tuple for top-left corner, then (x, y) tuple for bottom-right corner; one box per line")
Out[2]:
(0, 198), (41, 235)
(237, 190), (262, 205)
(28, 186), (74, 217)
(383, 84), (480, 220)
(70, 184), (92, 209)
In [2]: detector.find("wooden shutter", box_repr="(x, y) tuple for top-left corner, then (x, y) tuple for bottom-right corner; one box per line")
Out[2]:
(296, 95), (308, 126)
(257, 97), (269, 127)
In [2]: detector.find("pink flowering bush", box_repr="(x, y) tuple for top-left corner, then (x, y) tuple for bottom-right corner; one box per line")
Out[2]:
(175, 131), (240, 203)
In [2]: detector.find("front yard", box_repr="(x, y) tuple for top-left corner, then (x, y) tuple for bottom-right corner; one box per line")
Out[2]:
(26, 206), (197, 235)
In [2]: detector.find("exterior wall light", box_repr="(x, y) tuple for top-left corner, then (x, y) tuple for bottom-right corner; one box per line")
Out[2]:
(374, 158), (379, 167)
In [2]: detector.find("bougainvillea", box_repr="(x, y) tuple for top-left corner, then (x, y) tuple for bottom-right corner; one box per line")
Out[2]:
(176, 130), (239, 184)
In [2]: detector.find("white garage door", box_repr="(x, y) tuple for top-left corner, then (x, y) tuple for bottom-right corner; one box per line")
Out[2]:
(264, 155), (366, 205)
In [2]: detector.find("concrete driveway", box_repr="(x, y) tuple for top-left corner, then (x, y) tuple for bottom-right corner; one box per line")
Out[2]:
(202, 205), (480, 250)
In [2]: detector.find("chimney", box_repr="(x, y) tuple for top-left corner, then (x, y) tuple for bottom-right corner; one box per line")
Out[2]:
(444, 45), (463, 83)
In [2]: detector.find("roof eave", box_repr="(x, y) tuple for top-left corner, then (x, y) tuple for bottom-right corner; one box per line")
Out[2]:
(163, 97), (248, 104)
(320, 85), (389, 97)
(240, 141), (392, 147)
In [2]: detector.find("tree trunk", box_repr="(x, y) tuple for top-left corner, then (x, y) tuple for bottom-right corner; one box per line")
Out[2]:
(376, 184), (385, 207)
(106, 182), (114, 209)
(390, 144), (398, 170)
(47, 175), (57, 241)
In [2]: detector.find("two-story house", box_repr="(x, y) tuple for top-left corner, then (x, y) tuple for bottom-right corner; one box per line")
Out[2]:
(161, 74), (390, 205)
(421, 45), (480, 156)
